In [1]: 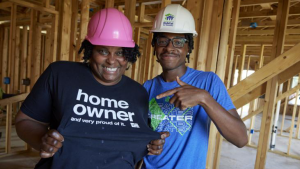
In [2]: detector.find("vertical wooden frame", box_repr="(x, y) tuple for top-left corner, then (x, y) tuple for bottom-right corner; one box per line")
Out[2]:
(8, 3), (17, 94)
(225, 0), (241, 88)
(76, 0), (89, 62)
(20, 26), (28, 93)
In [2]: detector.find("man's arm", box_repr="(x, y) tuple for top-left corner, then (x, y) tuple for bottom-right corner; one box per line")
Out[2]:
(15, 111), (64, 157)
(156, 76), (248, 148)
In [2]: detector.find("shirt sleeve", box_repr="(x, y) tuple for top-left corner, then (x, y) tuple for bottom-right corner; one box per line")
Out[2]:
(21, 64), (54, 123)
(209, 73), (235, 111)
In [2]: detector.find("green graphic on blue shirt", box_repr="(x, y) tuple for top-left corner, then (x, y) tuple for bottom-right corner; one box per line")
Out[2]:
(149, 98), (165, 130)
(149, 98), (193, 136)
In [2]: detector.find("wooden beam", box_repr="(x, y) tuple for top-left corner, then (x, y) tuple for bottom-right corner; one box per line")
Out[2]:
(287, 89), (299, 154)
(240, 0), (300, 6)
(229, 42), (300, 103)
(233, 61), (300, 108)
(58, 0), (71, 61)
(9, 0), (58, 14)
(206, 0), (224, 72)
(124, 0), (137, 78)
(0, 26), (4, 87)
(279, 79), (291, 135)
(20, 26), (28, 93)
(13, 27), (20, 94)
(236, 35), (300, 44)
(239, 7), (300, 19)
(238, 44), (247, 82)
(105, 0), (114, 8)
(75, 0), (89, 62)
(69, 0), (78, 62)
(30, 16), (42, 87)
(1, 27), (9, 91)
(0, 93), (29, 106)
(242, 106), (264, 121)
(255, 0), (290, 168)
(225, 0), (241, 88)
(8, 3), (17, 94)
(238, 19), (300, 28)
(237, 29), (300, 35)
(187, 0), (205, 69)
(196, 0), (214, 71)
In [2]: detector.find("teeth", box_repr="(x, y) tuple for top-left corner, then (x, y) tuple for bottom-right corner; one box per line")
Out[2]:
(105, 67), (117, 72)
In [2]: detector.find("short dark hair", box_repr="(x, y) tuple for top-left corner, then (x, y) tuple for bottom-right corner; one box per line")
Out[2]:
(151, 33), (194, 63)
(78, 40), (141, 63)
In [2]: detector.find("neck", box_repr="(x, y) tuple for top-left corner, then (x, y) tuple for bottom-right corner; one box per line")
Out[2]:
(161, 66), (187, 82)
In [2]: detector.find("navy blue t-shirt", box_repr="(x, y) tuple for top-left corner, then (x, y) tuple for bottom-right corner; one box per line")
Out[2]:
(21, 61), (160, 169)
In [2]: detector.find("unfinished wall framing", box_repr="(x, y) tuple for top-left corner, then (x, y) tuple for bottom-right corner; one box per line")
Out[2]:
(0, 0), (300, 168)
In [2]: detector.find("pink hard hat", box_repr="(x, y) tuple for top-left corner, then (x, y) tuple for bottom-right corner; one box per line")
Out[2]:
(86, 8), (135, 48)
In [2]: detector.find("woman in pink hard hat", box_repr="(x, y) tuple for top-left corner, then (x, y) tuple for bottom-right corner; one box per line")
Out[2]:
(15, 8), (169, 169)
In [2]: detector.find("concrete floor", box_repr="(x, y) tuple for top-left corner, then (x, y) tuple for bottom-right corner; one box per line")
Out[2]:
(0, 113), (299, 169)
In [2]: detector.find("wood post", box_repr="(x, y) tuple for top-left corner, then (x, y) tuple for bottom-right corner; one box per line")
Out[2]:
(225, 0), (241, 88)
(255, 0), (290, 168)
(76, 0), (89, 62)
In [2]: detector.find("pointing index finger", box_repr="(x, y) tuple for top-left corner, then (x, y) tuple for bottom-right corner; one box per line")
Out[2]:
(156, 88), (178, 99)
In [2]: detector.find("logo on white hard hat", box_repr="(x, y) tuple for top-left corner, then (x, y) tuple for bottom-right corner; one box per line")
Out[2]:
(163, 13), (174, 26)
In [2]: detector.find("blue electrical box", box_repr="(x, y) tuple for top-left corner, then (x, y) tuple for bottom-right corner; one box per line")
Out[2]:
(3, 77), (10, 84)
(250, 22), (258, 28)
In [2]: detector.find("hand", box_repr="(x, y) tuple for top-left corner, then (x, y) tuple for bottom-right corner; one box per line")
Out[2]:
(40, 129), (64, 158)
(147, 132), (170, 155)
(156, 76), (209, 110)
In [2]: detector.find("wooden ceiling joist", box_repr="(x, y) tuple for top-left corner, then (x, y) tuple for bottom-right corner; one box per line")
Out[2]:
(238, 19), (300, 28)
(240, 0), (300, 7)
(237, 29), (300, 35)
(8, 0), (58, 15)
(239, 7), (300, 19)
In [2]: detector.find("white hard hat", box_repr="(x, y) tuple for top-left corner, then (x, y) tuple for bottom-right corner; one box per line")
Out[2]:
(150, 4), (198, 37)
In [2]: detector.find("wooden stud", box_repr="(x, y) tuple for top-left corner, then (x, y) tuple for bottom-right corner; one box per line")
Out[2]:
(295, 95), (300, 138)
(237, 44), (247, 82)
(30, 17), (42, 88)
(26, 10), (36, 92)
(13, 27), (20, 94)
(58, 0), (72, 61)
(0, 27), (3, 87)
(124, 0), (136, 78)
(196, 0), (213, 71)
(255, 1), (290, 168)
(131, 3), (144, 81)
(105, 0), (114, 8)
(8, 3), (17, 94)
(161, 0), (171, 7)
(69, 0), (78, 62)
(225, 0), (241, 88)
(144, 33), (153, 82)
(1, 27), (8, 91)
(187, 0), (205, 69)
(280, 79), (291, 135)
(50, 14), (58, 63)
(287, 88), (299, 154)
(5, 103), (12, 153)
(44, 28), (51, 70)
(259, 45), (265, 68)
(206, 0), (224, 72)
(9, 0), (58, 14)
(212, 0), (235, 167)
(215, 0), (233, 79)
(76, 0), (89, 62)
(20, 26), (28, 93)
(132, 28), (141, 81)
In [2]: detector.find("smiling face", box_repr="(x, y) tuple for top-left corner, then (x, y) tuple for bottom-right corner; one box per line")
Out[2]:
(155, 33), (189, 71)
(90, 46), (128, 86)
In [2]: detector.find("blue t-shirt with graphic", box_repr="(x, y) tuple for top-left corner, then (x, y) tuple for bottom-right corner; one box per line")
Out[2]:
(142, 67), (235, 169)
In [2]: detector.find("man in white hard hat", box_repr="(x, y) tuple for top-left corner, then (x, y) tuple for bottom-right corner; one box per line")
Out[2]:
(142, 4), (248, 169)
